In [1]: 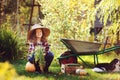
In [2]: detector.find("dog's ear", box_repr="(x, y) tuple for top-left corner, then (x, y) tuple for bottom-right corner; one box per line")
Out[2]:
(110, 59), (118, 65)
(110, 59), (119, 65)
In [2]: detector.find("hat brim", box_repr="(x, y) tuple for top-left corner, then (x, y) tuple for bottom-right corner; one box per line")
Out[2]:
(28, 27), (50, 40)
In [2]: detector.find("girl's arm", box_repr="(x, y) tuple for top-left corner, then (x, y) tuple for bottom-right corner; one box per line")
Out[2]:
(42, 42), (50, 55)
(27, 43), (35, 63)
(28, 43), (35, 54)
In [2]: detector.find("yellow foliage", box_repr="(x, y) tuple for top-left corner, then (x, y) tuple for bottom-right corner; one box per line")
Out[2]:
(69, 0), (77, 10)
(36, 0), (120, 44)
(0, 62), (17, 80)
(81, 0), (94, 8)
(89, 33), (94, 42)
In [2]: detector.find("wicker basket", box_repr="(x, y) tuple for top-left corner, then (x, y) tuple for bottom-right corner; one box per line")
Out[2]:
(61, 63), (83, 74)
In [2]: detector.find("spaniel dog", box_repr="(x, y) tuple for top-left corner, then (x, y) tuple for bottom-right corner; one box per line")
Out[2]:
(92, 58), (120, 72)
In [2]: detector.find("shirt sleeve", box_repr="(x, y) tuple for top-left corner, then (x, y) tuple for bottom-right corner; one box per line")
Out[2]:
(42, 42), (50, 54)
(28, 43), (35, 54)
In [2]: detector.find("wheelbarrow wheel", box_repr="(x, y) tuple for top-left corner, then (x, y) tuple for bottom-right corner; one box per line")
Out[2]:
(59, 51), (77, 65)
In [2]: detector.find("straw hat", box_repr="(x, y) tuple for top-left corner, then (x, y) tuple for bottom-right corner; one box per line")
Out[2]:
(28, 24), (50, 40)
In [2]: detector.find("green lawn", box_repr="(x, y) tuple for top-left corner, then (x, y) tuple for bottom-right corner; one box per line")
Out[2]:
(11, 53), (120, 80)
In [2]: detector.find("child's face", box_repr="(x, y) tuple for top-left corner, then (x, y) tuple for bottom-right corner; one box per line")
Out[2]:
(35, 29), (42, 38)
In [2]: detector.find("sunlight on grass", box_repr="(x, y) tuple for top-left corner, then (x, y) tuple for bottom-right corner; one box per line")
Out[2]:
(1, 48), (120, 80)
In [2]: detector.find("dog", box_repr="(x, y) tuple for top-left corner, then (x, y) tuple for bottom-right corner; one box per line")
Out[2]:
(92, 58), (120, 72)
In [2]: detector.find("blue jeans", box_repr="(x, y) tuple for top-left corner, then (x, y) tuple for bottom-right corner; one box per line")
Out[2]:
(28, 52), (54, 72)
(44, 52), (54, 72)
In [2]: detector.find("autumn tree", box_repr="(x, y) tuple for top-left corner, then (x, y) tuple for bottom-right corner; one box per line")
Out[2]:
(36, 0), (119, 46)
(36, 0), (94, 45)
(91, 0), (120, 44)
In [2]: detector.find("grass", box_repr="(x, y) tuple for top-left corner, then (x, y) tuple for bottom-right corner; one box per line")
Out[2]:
(10, 52), (120, 80)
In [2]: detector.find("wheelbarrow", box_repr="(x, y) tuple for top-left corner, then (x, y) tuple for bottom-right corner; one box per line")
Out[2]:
(58, 39), (120, 66)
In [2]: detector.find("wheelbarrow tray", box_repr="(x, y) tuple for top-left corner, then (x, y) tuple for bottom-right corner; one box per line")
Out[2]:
(61, 39), (101, 55)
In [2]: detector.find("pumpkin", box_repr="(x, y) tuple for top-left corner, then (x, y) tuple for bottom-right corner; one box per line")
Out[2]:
(25, 62), (35, 72)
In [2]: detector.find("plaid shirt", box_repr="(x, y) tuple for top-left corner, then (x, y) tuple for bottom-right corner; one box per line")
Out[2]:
(28, 42), (50, 55)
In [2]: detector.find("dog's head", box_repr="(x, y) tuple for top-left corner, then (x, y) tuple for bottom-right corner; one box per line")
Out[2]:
(110, 58), (120, 72)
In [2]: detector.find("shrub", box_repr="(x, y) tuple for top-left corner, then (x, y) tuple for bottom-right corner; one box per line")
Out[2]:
(0, 26), (20, 61)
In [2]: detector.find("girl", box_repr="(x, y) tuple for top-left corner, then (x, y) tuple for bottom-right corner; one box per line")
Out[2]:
(27, 24), (54, 73)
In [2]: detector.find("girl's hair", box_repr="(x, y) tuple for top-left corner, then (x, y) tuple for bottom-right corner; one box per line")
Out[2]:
(29, 29), (48, 45)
